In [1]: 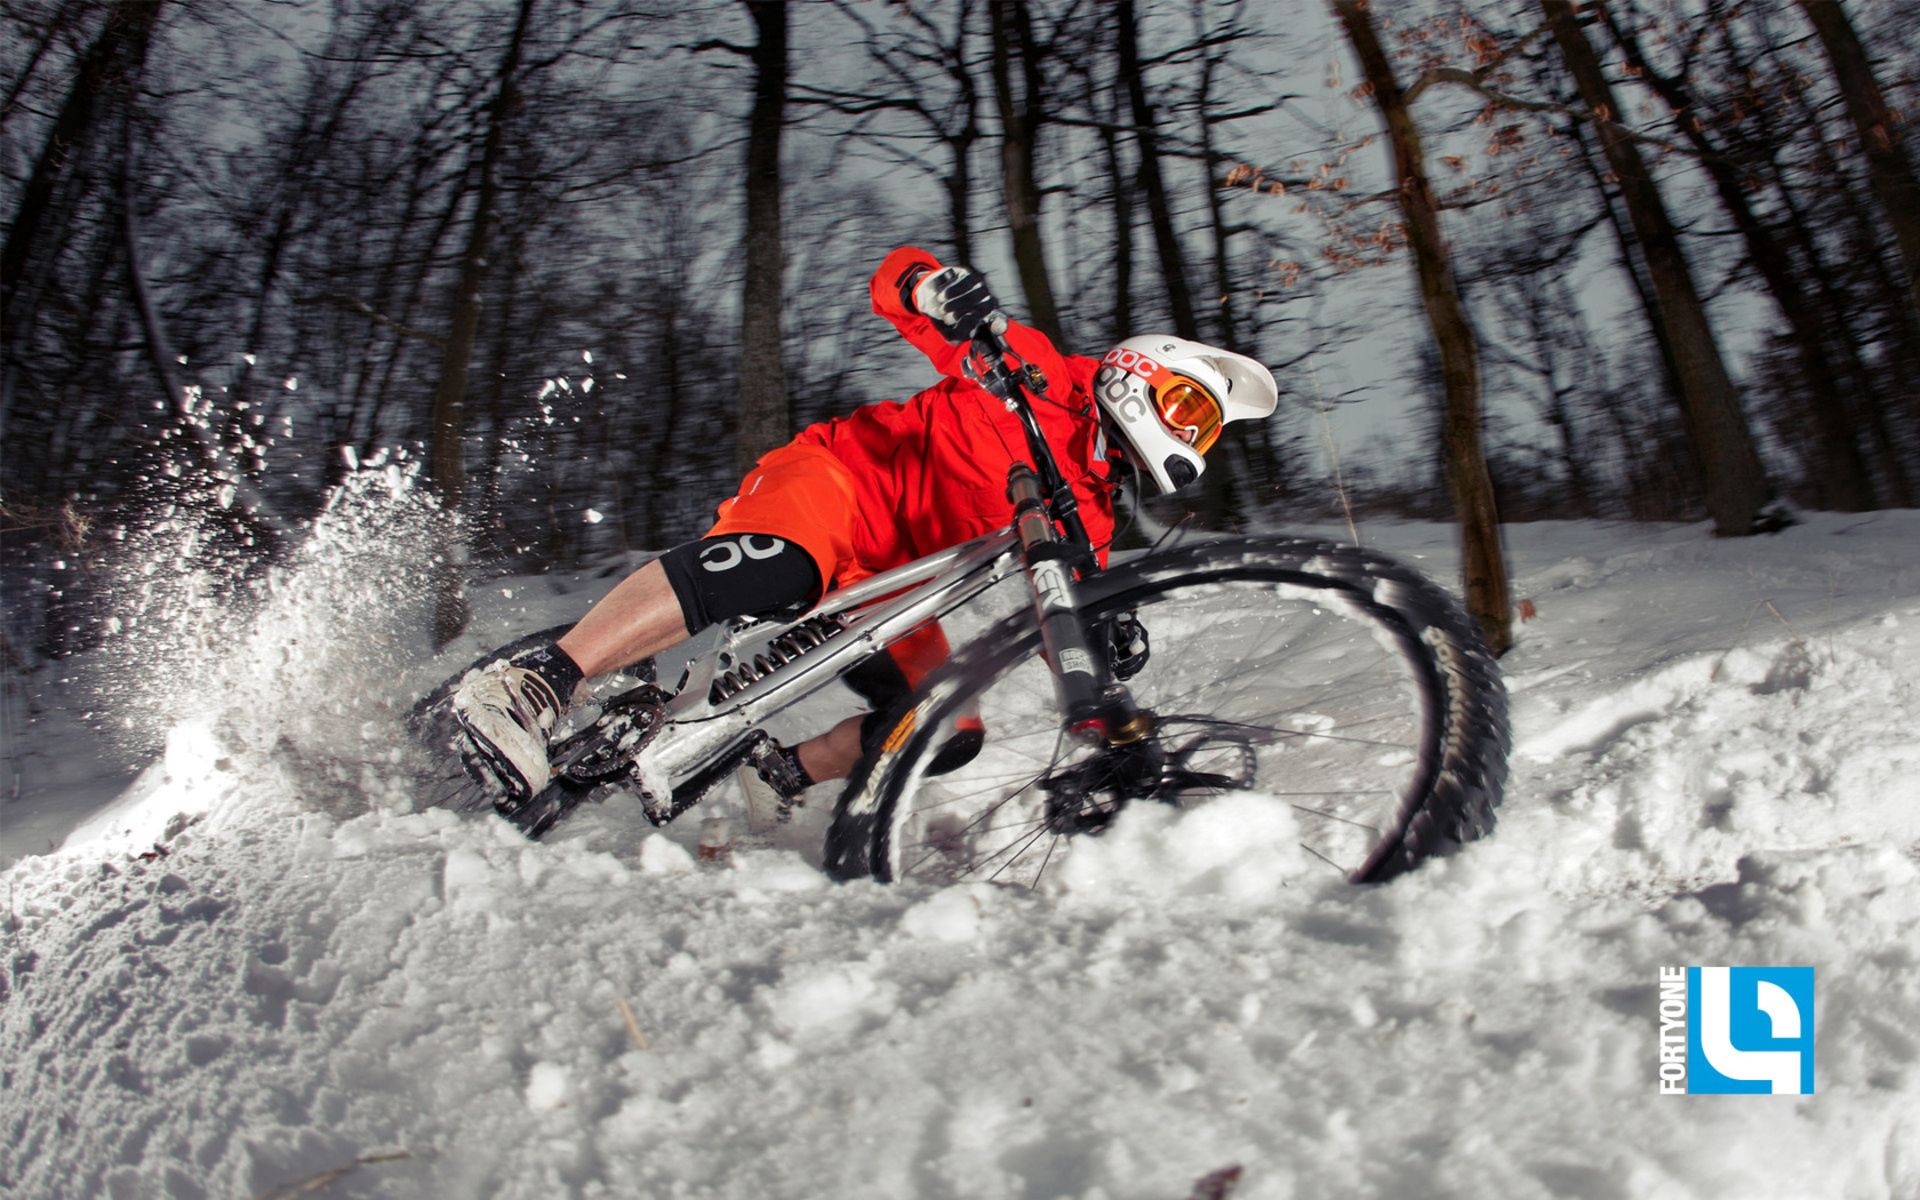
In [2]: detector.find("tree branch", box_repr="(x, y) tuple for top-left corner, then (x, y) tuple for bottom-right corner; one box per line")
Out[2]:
(295, 293), (448, 347)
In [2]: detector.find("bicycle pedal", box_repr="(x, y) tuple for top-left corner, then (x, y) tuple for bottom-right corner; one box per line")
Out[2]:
(497, 789), (569, 838)
(736, 759), (803, 833)
(552, 684), (670, 784)
(455, 736), (530, 811)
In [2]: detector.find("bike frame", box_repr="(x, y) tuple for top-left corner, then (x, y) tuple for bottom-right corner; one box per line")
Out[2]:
(617, 322), (1134, 821)
(628, 527), (1026, 803)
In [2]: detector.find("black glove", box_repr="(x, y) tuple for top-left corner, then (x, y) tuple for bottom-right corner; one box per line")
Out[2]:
(908, 265), (1001, 344)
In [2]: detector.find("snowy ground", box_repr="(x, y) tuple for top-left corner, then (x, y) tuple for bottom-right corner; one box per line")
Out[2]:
(3, 508), (1918, 1199)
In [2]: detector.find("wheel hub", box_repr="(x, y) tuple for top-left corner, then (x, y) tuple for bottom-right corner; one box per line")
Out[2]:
(1037, 722), (1260, 835)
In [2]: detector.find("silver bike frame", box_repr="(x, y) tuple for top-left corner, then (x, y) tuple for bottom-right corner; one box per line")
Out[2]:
(630, 526), (1028, 794)
(611, 325), (1121, 813)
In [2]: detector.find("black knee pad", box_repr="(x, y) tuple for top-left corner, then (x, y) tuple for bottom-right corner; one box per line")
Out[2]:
(661, 533), (821, 634)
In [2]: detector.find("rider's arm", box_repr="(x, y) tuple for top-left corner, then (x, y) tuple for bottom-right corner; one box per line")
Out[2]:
(869, 247), (1072, 403)
(870, 247), (1114, 569)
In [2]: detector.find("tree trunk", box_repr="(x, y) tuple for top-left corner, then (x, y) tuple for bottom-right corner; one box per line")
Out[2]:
(1542, 0), (1771, 537)
(427, 0), (537, 648)
(1777, 144), (1919, 509)
(943, 1), (980, 264)
(2, 1), (165, 313)
(1194, 45), (1238, 351)
(1333, 0), (1512, 655)
(646, 297), (687, 548)
(1116, 0), (1237, 526)
(1565, 116), (1687, 420)
(1099, 117), (1134, 337)
(989, 0), (1064, 344)
(1116, 0), (1197, 340)
(736, 0), (790, 475)
(1188, 7), (1252, 528)
(945, 129), (977, 266)
(2, 0), (167, 440)
(1797, 0), (1920, 333)
(120, 132), (287, 546)
(1728, 34), (1916, 506)
(1604, 7), (1874, 511)
(1783, 75), (1920, 495)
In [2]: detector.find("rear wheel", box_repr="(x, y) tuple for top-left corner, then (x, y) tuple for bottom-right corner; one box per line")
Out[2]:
(824, 536), (1508, 887)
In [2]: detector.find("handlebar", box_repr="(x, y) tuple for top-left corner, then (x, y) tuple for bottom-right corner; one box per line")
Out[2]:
(963, 319), (1097, 568)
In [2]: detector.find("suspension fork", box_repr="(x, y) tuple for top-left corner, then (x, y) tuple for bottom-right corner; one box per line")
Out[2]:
(1007, 464), (1150, 745)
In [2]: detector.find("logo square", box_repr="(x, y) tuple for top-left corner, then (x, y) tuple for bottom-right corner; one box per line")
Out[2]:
(1686, 966), (1815, 1095)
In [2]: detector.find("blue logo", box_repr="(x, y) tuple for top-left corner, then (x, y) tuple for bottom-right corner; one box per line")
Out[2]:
(1669, 966), (1815, 1095)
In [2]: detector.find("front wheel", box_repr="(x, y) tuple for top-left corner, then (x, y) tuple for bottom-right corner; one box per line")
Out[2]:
(824, 536), (1508, 888)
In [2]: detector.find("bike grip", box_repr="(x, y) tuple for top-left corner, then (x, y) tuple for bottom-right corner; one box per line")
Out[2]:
(970, 315), (1012, 361)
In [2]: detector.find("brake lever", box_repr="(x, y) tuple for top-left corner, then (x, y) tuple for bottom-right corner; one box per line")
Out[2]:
(964, 318), (1020, 407)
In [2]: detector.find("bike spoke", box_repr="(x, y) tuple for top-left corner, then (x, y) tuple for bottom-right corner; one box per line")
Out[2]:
(981, 821), (1058, 886)
(1285, 803), (1385, 829)
(1300, 842), (1352, 875)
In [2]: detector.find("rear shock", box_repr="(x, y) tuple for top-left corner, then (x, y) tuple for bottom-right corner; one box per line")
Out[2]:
(707, 613), (848, 704)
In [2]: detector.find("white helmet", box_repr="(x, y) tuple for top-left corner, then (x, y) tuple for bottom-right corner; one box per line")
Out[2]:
(1092, 334), (1278, 494)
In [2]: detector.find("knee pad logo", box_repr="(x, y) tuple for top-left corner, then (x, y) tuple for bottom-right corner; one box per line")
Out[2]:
(701, 535), (786, 573)
(1660, 966), (1815, 1095)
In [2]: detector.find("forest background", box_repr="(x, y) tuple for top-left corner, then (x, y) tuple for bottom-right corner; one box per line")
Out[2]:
(2, 0), (1916, 665)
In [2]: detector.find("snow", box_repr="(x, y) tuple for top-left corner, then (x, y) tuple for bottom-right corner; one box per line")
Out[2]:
(4, 510), (1919, 1199)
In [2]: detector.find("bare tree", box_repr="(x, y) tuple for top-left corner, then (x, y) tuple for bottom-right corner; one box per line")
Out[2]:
(1796, 0), (1920, 332)
(989, 0), (1064, 343)
(2, 0), (168, 441)
(806, 1), (983, 262)
(1740, 12), (1917, 507)
(736, 0), (790, 473)
(427, 0), (539, 646)
(1602, 3), (1874, 511)
(1332, 0), (1512, 655)
(1116, 0), (1198, 339)
(1540, 0), (1772, 537)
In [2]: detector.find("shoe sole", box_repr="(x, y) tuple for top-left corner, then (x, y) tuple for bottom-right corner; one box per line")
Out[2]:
(451, 707), (542, 803)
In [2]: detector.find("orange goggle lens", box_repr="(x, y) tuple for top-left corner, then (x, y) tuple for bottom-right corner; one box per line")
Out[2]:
(1156, 380), (1223, 453)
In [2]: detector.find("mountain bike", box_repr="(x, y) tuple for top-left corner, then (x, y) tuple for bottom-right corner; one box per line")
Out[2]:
(413, 329), (1509, 887)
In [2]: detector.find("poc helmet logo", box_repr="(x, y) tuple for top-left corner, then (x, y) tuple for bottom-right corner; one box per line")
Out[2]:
(1100, 346), (1161, 379)
(1095, 357), (1154, 425)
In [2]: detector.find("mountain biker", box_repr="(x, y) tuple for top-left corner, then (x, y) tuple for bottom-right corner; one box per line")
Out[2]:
(452, 245), (1279, 817)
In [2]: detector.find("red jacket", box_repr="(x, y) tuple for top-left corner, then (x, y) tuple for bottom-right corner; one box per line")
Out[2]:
(791, 246), (1117, 575)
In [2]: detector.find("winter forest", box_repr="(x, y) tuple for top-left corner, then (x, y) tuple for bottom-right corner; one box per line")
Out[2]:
(3, 0), (1916, 667)
(7, 5), (1920, 1198)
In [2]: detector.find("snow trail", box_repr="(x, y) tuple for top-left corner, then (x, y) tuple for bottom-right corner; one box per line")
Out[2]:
(4, 513), (1918, 1199)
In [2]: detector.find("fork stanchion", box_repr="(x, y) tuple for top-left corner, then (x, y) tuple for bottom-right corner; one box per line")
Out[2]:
(1006, 464), (1137, 743)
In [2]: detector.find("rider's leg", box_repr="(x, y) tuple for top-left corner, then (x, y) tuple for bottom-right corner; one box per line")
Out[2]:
(844, 621), (985, 776)
(554, 523), (830, 679)
(456, 444), (857, 801)
(556, 559), (688, 679)
(740, 621), (977, 829)
(794, 714), (867, 782)
(455, 532), (823, 800)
